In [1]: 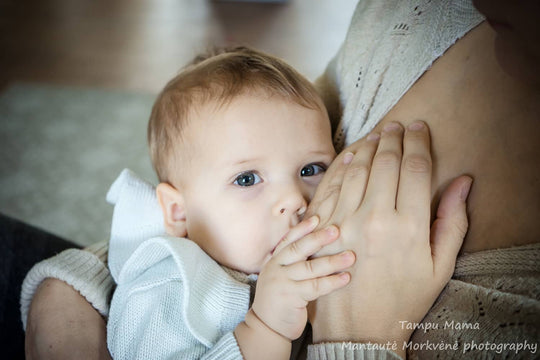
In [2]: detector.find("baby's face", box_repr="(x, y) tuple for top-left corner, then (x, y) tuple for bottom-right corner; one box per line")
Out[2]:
(176, 93), (336, 274)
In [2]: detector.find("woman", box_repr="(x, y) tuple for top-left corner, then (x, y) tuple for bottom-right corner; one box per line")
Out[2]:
(23, 0), (540, 358)
(307, 0), (540, 358)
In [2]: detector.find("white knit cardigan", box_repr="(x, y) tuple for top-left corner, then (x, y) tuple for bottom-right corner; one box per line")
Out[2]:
(107, 235), (253, 359)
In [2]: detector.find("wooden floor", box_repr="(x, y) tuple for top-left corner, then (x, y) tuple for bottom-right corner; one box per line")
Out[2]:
(0, 0), (357, 93)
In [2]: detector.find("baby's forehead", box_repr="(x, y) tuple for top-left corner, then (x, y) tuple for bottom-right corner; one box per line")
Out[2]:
(178, 94), (333, 160)
(187, 93), (328, 134)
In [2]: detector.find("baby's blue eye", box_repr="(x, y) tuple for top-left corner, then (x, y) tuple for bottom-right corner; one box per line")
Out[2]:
(234, 172), (262, 187)
(301, 164), (326, 177)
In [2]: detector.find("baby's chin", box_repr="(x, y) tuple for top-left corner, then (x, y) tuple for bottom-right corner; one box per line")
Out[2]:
(232, 255), (272, 276)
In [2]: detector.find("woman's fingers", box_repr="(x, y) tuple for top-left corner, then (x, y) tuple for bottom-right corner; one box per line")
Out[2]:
(275, 225), (340, 266)
(305, 150), (351, 224)
(431, 175), (472, 280)
(396, 121), (432, 220)
(287, 251), (355, 281)
(332, 134), (380, 219)
(362, 122), (404, 209)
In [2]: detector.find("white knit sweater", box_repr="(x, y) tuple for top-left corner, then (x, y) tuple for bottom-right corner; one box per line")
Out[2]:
(104, 169), (253, 359)
(108, 236), (253, 359)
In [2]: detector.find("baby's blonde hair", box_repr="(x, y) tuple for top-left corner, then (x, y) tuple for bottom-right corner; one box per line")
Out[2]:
(148, 46), (324, 183)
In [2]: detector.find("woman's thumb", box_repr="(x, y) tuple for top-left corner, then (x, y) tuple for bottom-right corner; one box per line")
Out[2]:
(430, 175), (473, 281)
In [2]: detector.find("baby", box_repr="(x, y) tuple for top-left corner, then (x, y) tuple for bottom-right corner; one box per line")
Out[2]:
(107, 46), (356, 360)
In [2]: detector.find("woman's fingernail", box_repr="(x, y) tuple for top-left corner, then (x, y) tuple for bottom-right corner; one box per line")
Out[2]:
(460, 178), (473, 200)
(367, 132), (380, 141)
(408, 121), (424, 131)
(309, 215), (319, 227)
(343, 152), (354, 164)
(383, 122), (401, 132)
(340, 251), (354, 261)
(339, 272), (350, 282)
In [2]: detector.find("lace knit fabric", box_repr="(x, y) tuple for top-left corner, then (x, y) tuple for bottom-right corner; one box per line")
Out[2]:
(409, 244), (540, 359)
(319, 0), (485, 151)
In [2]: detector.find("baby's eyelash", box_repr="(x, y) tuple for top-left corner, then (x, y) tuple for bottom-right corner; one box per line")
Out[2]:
(233, 171), (262, 187)
(301, 163), (327, 177)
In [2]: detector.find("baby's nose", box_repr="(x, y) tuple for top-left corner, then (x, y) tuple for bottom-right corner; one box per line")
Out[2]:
(273, 186), (307, 221)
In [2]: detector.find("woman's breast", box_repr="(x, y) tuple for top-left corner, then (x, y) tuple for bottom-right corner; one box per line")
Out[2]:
(372, 22), (540, 253)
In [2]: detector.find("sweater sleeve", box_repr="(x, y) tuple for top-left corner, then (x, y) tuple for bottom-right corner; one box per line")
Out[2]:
(20, 240), (114, 330)
(307, 343), (403, 360)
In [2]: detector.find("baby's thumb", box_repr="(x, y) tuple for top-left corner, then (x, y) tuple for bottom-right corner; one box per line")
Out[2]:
(430, 176), (473, 281)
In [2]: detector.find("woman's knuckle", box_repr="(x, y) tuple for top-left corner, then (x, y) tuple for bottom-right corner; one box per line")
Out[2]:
(393, 215), (419, 238)
(452, 217), (469, 238)
(406, 127), (428, 141)
(374, 150), (401, 169)
(322, 184), (342, 200)
(364, 213), (386, 237)
(403, 154), (432, 174)
(345, 163), (369, 180)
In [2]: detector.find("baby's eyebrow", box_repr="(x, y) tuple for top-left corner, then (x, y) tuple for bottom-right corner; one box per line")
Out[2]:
(307, 150), (335, 156)
(231, 157), (261, 167)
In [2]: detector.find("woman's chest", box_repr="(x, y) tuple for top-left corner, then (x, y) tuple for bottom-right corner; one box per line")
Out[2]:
(357, 23), (540, 252)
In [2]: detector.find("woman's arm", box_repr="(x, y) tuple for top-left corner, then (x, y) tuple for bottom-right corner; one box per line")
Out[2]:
(307, 121), (471, 358)
(25, 278), (111, 360)
(23, 241), (114, 360)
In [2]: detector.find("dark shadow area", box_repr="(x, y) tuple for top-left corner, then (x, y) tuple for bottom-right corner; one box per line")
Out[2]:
(0, 213), (79, 359)
(209, 0), (290, 47)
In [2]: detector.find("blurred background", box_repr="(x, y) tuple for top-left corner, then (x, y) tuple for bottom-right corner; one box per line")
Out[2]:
(0, 0), (357, 247)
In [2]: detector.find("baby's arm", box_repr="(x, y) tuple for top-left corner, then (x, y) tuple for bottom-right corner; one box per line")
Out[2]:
(234, 216), (355, 360)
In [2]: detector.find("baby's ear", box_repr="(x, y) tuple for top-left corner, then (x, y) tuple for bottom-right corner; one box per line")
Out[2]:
(156, 182), (187, 237)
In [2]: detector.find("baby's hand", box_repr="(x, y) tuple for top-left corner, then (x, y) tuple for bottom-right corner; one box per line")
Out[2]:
(251, 216), (355, 340)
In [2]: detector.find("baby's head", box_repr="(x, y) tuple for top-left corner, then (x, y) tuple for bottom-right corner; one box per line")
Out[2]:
(149, 46), (336, 274)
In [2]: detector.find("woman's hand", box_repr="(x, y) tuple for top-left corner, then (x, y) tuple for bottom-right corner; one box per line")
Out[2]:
(25, 278), (112, 360)
(307, 121), (472, 357)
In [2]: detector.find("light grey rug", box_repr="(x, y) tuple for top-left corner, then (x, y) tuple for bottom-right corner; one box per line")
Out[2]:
(0, 83), (158, 246)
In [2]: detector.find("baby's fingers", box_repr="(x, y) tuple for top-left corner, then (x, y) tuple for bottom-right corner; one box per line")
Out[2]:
(288, 251), (356, 281)
(274, 216), (319, 255)
(275, 226), (340, 266)
(298, 272), (352, 302)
